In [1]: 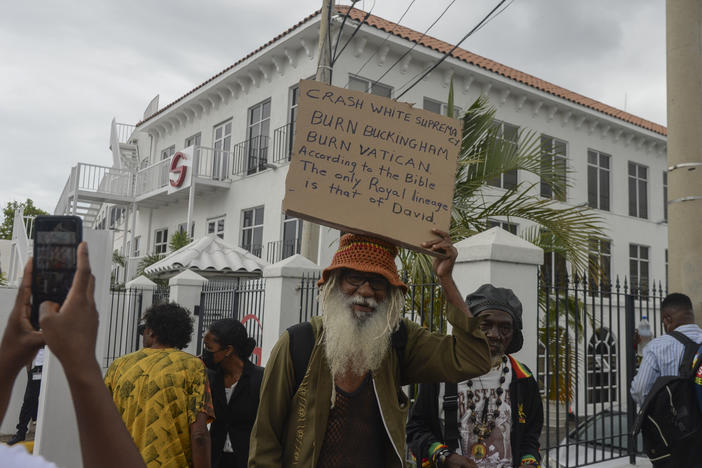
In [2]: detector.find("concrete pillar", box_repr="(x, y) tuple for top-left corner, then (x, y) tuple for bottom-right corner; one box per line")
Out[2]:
(667, 0), (702, 321)
(169, 269), (208, 356)
(126, 275), (157, 314)
(261, 254), (321, 365)
(452, 227), (543, 372)
(34, 228), (113, 468)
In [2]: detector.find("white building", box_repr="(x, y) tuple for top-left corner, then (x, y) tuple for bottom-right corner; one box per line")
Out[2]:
(53, 6), (668, 288)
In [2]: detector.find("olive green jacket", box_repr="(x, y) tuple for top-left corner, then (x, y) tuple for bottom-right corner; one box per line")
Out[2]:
(248, 303), (490, 467)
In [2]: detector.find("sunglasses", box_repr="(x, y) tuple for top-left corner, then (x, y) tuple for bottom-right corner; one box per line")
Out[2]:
(341, 270), (389, 291)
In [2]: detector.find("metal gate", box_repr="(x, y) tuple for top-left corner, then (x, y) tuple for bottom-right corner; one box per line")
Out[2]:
(196, 278), (266, 365)
(104, 288), (143, 369)
(538, 273), (666, 467)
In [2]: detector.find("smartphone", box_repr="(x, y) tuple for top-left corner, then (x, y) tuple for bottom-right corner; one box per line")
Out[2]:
(31, 216), (83, 329)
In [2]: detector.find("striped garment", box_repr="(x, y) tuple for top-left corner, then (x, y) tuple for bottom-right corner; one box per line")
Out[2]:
(630, 323), (702, 407)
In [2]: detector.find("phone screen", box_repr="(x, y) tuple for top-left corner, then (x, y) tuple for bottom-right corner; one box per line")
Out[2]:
(31, 216), (82, 329)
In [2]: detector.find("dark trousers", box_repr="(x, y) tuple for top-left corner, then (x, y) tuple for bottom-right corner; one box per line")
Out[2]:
(216, 452), (236, 468)
(16, 378), (41, 433)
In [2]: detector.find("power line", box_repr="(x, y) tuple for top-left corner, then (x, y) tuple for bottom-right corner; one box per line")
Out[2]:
(333, 1), (361, 61)
(331, 1), (376, 66)
(394, 0), (511, 101)
(369, 0), (457, 90)
(351, 0), (418, 77)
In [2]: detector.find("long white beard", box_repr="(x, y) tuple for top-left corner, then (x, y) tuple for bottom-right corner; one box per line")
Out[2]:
(322, 287), (392, 379)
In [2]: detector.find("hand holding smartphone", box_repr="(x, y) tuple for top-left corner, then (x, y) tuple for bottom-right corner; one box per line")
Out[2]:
(31, 215), (83, 329)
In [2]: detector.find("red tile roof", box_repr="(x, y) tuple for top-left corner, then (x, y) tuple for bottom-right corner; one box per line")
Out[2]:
(140, 6), (666, 137)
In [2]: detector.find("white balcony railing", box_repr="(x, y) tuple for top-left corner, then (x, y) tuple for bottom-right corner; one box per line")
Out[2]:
(135, 159), (169, 196)
(195, 146), (232, 181)
(77, 163), (133, 197)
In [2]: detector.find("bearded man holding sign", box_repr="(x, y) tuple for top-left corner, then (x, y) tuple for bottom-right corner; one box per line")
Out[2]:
(249, 229), (491, 467)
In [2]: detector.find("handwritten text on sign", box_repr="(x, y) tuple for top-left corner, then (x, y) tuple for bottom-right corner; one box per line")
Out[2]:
(283, 80), (462, 253)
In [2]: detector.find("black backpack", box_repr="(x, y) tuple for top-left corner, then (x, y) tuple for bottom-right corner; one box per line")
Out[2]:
(287, 320), (408, 394)
(632, 331), (702, 464)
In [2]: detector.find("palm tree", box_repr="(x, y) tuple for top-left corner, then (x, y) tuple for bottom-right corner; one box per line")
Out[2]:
(398, 89), (604, 281)
(398, 87), (605, 411)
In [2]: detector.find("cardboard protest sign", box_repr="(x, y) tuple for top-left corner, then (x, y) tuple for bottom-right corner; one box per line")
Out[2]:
(283, 80), (462, 254)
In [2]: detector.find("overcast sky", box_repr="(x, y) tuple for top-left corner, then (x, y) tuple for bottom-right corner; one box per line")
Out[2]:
(0, 0), (665, 215)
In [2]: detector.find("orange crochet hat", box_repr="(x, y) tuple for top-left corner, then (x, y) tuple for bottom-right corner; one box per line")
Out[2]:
(318, 234), (408, 292)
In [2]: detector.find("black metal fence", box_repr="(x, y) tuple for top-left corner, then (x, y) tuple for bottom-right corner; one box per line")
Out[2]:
(298, 271), (668, 467)
(196, 278), (266, 365)
(152, 285), (170, 305)
(538, 273), (666, 467)
(104, 289), (143, 369)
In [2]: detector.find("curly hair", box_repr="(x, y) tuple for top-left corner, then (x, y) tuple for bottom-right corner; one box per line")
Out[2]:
(143, 303), (194, 349)
(207, 319), (257, 360)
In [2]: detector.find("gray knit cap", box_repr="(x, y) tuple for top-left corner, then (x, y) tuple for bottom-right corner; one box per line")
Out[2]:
(466, 283), (524, 354)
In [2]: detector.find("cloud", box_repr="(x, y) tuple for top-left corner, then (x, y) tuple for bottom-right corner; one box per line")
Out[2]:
(0, 0), (666, 214)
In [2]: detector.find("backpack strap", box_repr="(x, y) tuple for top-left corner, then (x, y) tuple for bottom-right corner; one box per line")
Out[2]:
(669, 331), (700, 378)
(443, 382), (460, 451)
(287, 322), (315, 394)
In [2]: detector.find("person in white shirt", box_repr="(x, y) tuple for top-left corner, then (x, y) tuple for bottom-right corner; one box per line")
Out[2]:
(7, 346), (44, 444)
(630, 292), (702, 406)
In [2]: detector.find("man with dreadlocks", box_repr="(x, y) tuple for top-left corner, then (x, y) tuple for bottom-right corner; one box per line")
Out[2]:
(249, 230), (491, 467)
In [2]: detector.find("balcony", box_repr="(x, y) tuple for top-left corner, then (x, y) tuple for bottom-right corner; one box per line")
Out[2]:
(271, 122), (295, 164)
(266, 238), (301, 263)
(232, 135), (271, 176)
(54, 163), (134, 223)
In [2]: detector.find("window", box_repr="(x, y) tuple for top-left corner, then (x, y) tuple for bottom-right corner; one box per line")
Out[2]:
(185, 133), (201, 169)
(213, 120), (232, 180)
(241, 207), (264, 257)
(207, 216), (225, 239)
(282, 215), (303, 259)
(540, 135), (567, 201)
(348, 75), (392, 98)
(287, 85), (299, 160)
(133, 236), (141, 257)
(587, 150), (611, 211)
(487, 219), (518, 235)
(541, 230), (567, 288)
(160, 145), (175, 161)
(663, 171), (668, 222)
(247, 100), (271, 174)
(423, 97), (462, 118)
(588, 237), (611, 292)
(629, 244), (649, 294)
(177, 222), (195, 238)
(628, 162), (648, 219)
(587, 328), (617, 404)
(154, 228), (168, 255)
(487, 121), (519, 189)
(109, 206), (125, 229)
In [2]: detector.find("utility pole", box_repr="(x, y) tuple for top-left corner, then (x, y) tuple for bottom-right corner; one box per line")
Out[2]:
(300, 0), (334, 263)
(666, 0), (702, 322)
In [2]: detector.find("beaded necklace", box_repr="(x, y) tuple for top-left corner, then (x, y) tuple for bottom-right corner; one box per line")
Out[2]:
(464, 355), (510, 461)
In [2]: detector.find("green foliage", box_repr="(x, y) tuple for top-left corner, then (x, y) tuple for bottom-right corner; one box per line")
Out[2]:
(169, 230), (191, 252)
(399, 91), (605, 281)
(136, 253), (164, 278)
(0, 199), (49, 240)
(0, 271), (7, 286)
(112, 250), (126, 268)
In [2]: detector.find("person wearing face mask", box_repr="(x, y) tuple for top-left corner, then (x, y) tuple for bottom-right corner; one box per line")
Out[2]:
(202, 319), (264, 468)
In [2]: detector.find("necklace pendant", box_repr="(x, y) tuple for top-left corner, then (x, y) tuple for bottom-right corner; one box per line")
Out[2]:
(477, 424), (491, 439)
(471, 441), (488, 460)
